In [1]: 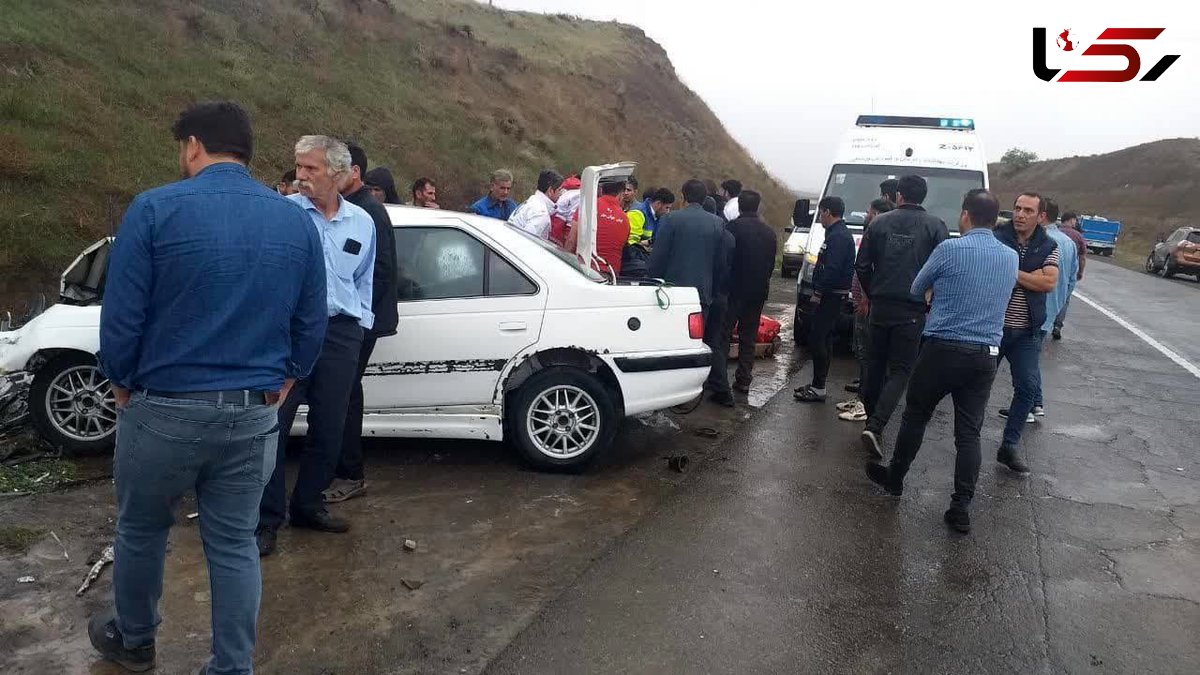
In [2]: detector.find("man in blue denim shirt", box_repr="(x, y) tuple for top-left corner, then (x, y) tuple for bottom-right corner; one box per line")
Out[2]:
(93, 102), (327, 674)
(257, 135), (376, 555)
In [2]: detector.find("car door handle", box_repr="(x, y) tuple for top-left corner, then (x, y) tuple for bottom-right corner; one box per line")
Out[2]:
(499, 321), (527, 332)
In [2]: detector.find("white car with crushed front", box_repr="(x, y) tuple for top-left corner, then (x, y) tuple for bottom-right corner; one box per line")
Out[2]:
(0, 164), (712, 471)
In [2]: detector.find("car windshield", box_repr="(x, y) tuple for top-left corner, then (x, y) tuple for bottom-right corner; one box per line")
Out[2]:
(823, 164), (986, 232)
(507, 224), (607, 283)
(1187, 231), (1200, 244)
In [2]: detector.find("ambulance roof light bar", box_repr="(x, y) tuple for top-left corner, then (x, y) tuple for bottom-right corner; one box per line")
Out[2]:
(856, 115), (975, 131)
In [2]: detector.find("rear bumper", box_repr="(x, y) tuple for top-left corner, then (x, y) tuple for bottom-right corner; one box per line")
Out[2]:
(604, 348), (711, 416)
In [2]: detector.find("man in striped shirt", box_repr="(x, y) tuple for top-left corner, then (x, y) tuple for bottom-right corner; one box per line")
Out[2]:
(993, 193), (1059, 475)
(865, 189), (1018, 534)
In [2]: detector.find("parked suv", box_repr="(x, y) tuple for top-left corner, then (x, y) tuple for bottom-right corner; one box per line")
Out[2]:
(1145, 226), (1200, 280)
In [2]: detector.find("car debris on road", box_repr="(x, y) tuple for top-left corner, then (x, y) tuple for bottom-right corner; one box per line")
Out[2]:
(76, 544), (114, 596)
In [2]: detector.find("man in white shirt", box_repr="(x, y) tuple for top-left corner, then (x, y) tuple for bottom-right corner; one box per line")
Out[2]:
(509, 169), (565, 239)
(721, 179), (743, 222)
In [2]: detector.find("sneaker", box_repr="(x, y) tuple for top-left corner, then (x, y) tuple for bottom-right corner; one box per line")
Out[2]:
(1051, 327), (1062, 341)
(733, 381), (751, 394)
(944, 507), (971, 534)
(860, 429), (883, 459)
(835, 398), (859, 412)
(998, 409), (1036, 423)
(997, 445), (1031, 475)
(865, 462), (902, 496)
(1032, 406), (1045, 417)
(838, 401), (867, 422)
(88, 612), (156, 672)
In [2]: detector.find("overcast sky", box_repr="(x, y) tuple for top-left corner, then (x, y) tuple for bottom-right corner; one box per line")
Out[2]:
(485, 0), (1200, 191)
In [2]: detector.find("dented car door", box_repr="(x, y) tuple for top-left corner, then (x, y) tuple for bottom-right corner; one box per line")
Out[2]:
(364, 223), (546, 410)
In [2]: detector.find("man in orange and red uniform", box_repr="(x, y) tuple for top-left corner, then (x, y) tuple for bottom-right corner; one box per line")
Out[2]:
(595, 179), (631, 276)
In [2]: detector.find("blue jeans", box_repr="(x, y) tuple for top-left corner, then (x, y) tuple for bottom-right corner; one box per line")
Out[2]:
(113, 391), (277, 675)
(998, 328), (1042, 448)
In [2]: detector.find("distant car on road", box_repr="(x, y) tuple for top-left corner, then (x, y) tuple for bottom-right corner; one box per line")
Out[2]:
(1145, 225), (1200, 280)
(0, 164), (713, 471)
(1080, 215), (1121, 257)
(780, 198), (814, 278)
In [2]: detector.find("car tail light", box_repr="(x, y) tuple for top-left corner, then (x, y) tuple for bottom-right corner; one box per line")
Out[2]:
(688, 312), (704, 339)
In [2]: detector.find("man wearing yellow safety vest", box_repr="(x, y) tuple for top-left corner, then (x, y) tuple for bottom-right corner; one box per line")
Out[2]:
(623, 187), (675, 277)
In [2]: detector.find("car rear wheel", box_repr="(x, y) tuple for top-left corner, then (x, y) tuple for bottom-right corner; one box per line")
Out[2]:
(509, 367), (616, 472)
(30, 352), (118, 455)
(1145, 254), (1158, 274)
(1161, 259), (1176, 279)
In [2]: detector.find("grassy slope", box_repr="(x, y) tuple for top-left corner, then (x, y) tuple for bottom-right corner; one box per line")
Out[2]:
(989, 138), (1200, 270)
(0, 0), (794, 308)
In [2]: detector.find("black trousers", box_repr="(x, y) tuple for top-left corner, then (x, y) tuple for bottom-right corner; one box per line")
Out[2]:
(335, 335), (378, 482)
(260, 317), (363, 529)
(807, 293), (843, 390)
(861, 315), (924, 434)
(703, 298), (731, 396)
(722, 294), (766, 387)
(888, 339), (998, 508)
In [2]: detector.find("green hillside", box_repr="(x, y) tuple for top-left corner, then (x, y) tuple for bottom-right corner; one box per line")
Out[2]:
(0, 0), (795, 308)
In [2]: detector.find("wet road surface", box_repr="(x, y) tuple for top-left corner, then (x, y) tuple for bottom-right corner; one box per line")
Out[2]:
(487, 263), (1200, 674)
(4, 266), (1199, 674)
(0, 279), (802, 674)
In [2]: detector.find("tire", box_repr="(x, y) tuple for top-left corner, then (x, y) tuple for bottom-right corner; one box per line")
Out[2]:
(780, 267), (798, 279)
(508, 366), (617, 472)
(1102, 249), (1113, 257)
(1161, 259), (1176, 279)
(793, 304), (809, 346)
(1145, 254), (1158, 274)
(29, 352), (118, 455)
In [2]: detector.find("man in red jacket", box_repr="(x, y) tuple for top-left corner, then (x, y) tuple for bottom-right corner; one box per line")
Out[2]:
(565, 179), (630, 278)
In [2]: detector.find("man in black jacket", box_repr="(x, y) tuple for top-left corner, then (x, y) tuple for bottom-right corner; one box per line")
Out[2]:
(722, 190), (778, 393)
(853, 175), (950, 457)
(796, 197), (855, 402)
(322, 142), (399, 505)
(992, 192), (1059, 475)
(650, 179), (735, 406)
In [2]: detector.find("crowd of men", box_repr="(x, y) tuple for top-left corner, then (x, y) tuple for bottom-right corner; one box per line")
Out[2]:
(790, 174), (1085, 536)
(84, 97), (1090, 674)
(88, 100), (785, 674)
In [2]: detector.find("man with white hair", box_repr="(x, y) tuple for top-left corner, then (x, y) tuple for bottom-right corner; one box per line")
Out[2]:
(257, 135), (377, 556)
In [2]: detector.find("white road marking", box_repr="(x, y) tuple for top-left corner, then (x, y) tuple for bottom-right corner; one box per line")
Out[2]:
(1073, 291), (1200, 380)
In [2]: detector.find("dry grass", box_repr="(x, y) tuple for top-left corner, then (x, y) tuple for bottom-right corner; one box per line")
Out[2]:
(0, 0), (794, 308)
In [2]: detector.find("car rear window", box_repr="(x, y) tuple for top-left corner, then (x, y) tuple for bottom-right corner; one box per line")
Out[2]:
(1187, 232), (1200, 244)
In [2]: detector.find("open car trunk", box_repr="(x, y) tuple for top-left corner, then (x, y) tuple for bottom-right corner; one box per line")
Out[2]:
(60, 237), (112, 306)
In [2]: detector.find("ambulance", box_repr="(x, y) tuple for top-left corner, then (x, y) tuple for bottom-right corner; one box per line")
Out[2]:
(792, 115), (989, 340)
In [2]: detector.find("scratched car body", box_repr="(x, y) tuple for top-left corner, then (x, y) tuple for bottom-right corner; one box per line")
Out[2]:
(0, 167), (711, 470)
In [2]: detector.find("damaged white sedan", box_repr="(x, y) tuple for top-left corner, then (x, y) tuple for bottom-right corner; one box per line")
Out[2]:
(0, 164), (711, 470)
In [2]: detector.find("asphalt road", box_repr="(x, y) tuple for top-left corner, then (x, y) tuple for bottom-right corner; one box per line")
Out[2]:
(487, 260), (1200, 674)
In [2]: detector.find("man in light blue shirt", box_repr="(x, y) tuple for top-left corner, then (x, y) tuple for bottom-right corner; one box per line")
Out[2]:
(258, 135), (377, 553)
(866, 189), (1019, 535)
(1032, 200), (1079, 416)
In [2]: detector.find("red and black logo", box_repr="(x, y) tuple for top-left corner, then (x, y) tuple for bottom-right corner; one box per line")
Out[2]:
(1034, 27), (1180, 82)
